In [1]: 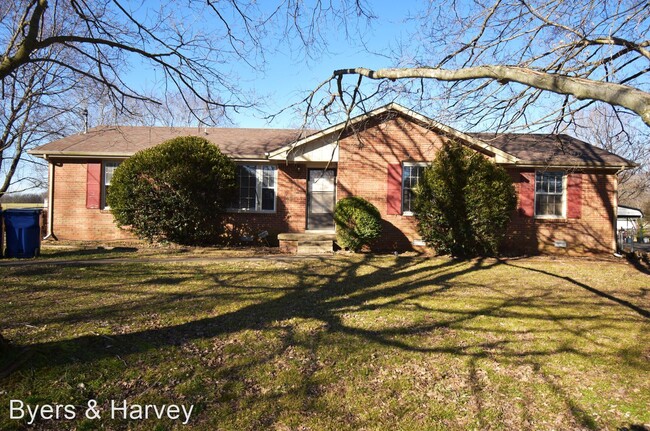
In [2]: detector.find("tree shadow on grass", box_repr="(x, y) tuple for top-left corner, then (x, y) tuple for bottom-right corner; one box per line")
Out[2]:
(625, 253), (650, 276)
(2, 256), (497, 367)
(41, 246), (140, 259)
(0, 247), (141, 268)
(502, 260), (650, 320)
(2, 255), (648, 429)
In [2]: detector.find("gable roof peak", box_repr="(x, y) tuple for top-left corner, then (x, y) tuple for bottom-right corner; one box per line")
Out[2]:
(267, 102), (520, 164)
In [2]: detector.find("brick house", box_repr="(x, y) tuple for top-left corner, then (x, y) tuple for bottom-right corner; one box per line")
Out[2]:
(29, 103), (635, 254)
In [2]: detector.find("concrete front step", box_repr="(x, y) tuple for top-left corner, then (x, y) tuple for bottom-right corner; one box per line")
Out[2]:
(278, 232), (336, 255)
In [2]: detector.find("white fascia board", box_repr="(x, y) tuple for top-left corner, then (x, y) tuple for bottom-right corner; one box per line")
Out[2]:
(27, 150), (132, 159)
(30, 150), (271, 163)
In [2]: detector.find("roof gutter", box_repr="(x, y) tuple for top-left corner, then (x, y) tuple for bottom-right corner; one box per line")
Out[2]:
(508, 163), (636, 170)
(27, 150), (133, 159)
(28, 150), (274, 163)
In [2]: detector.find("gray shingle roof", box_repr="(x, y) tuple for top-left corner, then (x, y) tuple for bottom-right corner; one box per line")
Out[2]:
(30, 123), (635, 168)
(470, 133), (635, 168)
(30, 125), (314, 159)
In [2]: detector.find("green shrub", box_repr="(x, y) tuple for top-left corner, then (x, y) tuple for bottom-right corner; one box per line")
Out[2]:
(107, 136), (236, 244)
(414, 141), (517, 258)
(334, 196), (382, 252)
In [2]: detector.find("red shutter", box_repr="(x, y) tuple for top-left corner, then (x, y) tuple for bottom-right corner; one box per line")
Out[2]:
(518, 171), (535, 217)
(86, 163), (101, 209)
(386, 163), (402, 215)
(566, 173), (582, 219)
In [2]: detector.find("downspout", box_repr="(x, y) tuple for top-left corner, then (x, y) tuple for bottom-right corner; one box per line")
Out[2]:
(43, 158), (56, 240)
(613, 165), (626, 253)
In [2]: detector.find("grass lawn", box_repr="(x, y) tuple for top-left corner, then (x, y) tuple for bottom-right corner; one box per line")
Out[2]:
(31, 243), (282, 261)
(1, 253), (649, 430)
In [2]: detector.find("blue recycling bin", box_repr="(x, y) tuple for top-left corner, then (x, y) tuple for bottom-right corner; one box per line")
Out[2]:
(3, 209), (42, 258)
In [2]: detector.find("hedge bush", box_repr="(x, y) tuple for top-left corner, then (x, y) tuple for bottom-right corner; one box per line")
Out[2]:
(107, 136), (236, 244)
(414, 141), (517, 258)
(334, 196), (382, 251)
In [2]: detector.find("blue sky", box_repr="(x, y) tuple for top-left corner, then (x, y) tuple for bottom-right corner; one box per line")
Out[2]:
(234, 2), (411, 128)
(127, 1), (421, 129)
(8, 1), (649, 193)
(10, 1), (424, 193)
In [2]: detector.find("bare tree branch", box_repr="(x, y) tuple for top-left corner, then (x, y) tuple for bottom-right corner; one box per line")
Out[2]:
(305, 0), (649, 135)
(333, 66), (650, 126)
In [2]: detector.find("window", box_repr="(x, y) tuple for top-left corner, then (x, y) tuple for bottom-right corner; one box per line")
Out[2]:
(102, 161), (121, 208)
(230, 165), (277, 212)
(260, 165), (276, 211)
(535, 171), (565, 217)
(402, 163), (426, 215)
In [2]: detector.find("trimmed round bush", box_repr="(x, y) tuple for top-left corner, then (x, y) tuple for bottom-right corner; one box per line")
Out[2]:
(107, 136), (236, 244)
(334, 196), (382, 251)
(414, 141), (517, 258)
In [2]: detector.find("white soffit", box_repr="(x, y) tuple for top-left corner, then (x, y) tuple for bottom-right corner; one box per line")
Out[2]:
(268, 134), (339, 162)
(618, 206), (643, 218)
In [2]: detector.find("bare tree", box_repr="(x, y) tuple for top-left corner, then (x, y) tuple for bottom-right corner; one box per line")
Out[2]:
(0, 0), (371, 197)
(76, 85), (230, 128)
(0, 0), (372, 346)
(1, 0), (371, 117)
(322, 0), (650, 129)
(0, 0), (252, 120)
(572, 104), (650, 202)
(0, 53), (74, 196)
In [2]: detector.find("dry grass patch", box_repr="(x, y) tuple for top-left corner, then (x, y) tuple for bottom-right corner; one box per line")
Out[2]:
(0, 254), (648, 430)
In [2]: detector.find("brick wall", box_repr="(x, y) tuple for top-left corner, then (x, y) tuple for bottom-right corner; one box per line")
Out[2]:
(336, 114), (617, 254)
(49, 117), (619, 254)
(336, 114), (446, 251)
(50, 159), (308, 243)
(504, 168), (617, 255)
(51, 160), (134, 241)
(222, 163), (307, 245)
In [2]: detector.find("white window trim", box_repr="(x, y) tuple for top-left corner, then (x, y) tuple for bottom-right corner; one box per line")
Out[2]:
(228, 164), (278, 213)
(101, 161), (121, 210)
(401, 162), (428, 216)
(534, 170), (567, 219)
